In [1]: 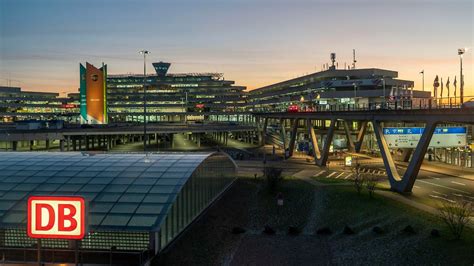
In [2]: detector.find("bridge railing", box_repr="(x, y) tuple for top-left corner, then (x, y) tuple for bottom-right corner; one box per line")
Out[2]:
(251, 96), (474, 113)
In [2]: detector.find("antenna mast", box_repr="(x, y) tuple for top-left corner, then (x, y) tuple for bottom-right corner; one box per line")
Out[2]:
(352, 49), (357, 69)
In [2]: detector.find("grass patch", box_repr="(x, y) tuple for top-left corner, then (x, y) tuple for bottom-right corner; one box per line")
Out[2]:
(315, 185), (474, 265)
(248, 176), (314, 231)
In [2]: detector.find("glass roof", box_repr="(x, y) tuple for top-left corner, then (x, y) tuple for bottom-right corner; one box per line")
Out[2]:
(0, 152), (217, 231)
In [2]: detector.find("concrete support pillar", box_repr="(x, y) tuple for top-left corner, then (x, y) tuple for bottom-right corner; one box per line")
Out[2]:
(343, 120), (355, 152)
(30, 140), (34, 151)
(260, 117), (268, 146)
(196, 134), (201, 147)
(280, 118), (287, 150)
(355, 121), (368, 153)
(307, 118), (336, 167)
(59, 140), (65, 152)
(73, 138), (77, 151)
(107, 136), (112, 151)
(85, 136), (89, 150)
(170, 134), (175, 148)
(288, 119), (299, 157)
(12, 141), (18, 151)
(45, 139), (50, 150)
(66, 136), (70, 151)
(373, 120), (437, 193)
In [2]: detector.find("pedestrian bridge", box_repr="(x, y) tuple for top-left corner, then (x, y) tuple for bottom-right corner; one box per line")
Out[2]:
(253, 108), (474, 193)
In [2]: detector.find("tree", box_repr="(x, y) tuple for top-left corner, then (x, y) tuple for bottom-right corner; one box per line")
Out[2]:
(365, 174), (377, 198)
(352, 163), (364, 194)
(438, 200), (473, 239)
(263, 166), (283, 193)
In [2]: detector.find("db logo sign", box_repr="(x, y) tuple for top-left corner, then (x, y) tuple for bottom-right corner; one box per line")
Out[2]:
(27, 196), (86, 239)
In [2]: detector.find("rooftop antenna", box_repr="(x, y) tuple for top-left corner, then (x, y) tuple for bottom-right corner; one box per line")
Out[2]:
(352, 49), (357, 69)
(330, 53), (336, 70)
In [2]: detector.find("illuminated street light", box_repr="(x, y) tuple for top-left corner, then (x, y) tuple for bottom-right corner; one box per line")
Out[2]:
(139, 50), (150, 152)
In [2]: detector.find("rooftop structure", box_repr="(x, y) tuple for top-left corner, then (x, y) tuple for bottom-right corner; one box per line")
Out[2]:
(248, 66), (429, 112)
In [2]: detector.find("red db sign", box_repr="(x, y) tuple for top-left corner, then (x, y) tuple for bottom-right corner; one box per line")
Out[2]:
(27, 196), (86, 239)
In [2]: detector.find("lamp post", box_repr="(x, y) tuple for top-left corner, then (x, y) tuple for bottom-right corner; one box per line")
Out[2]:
(420, 70), (424, 91)
(458, 48), (466, 104)
(139, 50), (150, 152)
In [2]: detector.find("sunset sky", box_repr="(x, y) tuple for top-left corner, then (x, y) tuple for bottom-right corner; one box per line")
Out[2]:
(0, 0), (472, 96)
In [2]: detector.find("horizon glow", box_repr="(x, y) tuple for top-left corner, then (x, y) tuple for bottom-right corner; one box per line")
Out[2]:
(0, 0), (472, 96)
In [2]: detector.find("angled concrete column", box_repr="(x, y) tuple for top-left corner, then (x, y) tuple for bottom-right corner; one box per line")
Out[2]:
(373, 120), (437, 193)
(355, 121), (368, 153)
(307, 118), (336, 166)
(342, 120), (355, 152)
(280, 118), (287, 150)
(288, 119), (299, 157)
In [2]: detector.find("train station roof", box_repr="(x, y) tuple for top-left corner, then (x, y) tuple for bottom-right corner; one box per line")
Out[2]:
(0, 152), (225, 232)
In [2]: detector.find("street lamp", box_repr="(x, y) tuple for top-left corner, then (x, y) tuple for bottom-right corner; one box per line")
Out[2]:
(458, 48), (466, 104)
(139, 50), (150, 152)
(419, 70), (424, 91)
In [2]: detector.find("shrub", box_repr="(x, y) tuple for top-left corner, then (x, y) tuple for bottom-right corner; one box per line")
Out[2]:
(438, 200), (473, 239)
(365, 175), (377, 198)
(352, 163), (364, 194)
(263, 166), (283, 193)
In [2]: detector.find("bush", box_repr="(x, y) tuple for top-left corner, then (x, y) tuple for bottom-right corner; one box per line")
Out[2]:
(365, 175), (377, 198)
(438, 200), (473, 239)
(316, 227), (332, 235)
(352, 163), (364, 194)
(263, 166), (283, 193)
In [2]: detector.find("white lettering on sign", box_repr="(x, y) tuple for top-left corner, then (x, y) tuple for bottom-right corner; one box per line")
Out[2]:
(27, 196), (86, 239)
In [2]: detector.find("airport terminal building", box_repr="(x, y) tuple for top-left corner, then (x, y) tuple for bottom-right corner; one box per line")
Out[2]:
(247, 67), (431, 112)
(67, 61), (250, 124)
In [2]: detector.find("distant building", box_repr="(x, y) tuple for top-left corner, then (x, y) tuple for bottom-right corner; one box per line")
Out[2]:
(0, 86), (76, 123)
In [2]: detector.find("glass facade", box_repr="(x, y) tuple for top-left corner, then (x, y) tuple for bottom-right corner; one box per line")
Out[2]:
(0, 152), (236, 262)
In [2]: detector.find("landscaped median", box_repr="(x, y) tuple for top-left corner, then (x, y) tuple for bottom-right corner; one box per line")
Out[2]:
(155, 171), (474, 265)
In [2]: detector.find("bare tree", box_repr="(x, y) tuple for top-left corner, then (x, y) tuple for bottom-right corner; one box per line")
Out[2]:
(352, 163), (364, 195)
(438, 200), (473, 239)
(365, 174), (377, 198)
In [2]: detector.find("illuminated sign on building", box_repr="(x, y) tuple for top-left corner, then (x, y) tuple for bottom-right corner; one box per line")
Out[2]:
(79, 62), (107, 124)
(383, 127), (467, 148)
(27, 196), (86, 240)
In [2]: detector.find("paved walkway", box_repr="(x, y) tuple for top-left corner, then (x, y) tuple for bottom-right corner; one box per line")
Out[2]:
(345, 152), (474, 181)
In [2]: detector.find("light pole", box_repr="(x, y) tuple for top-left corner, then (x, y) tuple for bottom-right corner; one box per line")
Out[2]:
(139, 50), (150, 152)
(420, 70), (424, 91)
(458, 48), (466, 104)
